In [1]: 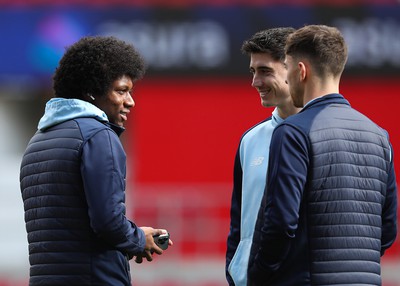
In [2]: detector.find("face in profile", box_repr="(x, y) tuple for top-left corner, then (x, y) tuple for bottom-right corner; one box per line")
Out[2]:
(94, 75), (135, 127)
(284, 55), (304, 108)
(249, 53), (291, 108)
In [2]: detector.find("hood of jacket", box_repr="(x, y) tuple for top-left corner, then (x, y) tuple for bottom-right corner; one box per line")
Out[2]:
(38, 98), (109, 131)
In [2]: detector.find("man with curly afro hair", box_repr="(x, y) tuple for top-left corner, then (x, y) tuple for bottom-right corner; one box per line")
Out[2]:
(20, 36), (172, 286)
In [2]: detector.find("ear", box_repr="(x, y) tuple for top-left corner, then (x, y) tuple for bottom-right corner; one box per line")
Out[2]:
(298, 61), (306, 81)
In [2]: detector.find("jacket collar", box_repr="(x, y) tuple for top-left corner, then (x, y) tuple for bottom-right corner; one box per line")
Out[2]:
(301, 93), (350, 113)
(271, 107), (284, 128)
(106, 122), (125, 137)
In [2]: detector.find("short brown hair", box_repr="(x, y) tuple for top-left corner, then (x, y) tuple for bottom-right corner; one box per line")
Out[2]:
(285, 25), (348, 77)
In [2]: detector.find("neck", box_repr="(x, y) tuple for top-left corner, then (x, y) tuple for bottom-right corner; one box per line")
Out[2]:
(303, 75), (339, 106)
(277, 104), (302, 119)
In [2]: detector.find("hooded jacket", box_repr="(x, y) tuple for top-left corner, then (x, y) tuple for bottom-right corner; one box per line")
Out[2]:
(248, 94), (397, 285)
(20, 98), (145, 286)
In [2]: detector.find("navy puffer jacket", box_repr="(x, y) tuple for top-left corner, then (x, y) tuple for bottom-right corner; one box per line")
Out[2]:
(249, 94), (397, 285)
(20, 98), (145, 286)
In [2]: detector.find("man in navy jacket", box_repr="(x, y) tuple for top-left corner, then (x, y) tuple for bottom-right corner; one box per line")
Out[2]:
(20, 36), (171, 286)
(248, 25), (397, 285)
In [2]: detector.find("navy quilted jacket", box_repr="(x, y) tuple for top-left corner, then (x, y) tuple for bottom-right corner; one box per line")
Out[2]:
(20, 98), (145, 286)
(248, 94), (397, 285)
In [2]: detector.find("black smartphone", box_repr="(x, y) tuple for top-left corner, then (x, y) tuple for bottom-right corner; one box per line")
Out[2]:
(153, 233), (170, 250)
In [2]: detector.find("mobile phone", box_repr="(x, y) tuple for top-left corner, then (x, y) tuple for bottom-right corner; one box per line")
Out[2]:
(153, 233), (170, 250)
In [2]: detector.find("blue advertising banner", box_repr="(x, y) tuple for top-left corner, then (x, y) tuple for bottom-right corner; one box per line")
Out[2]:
(0, 5), (399, 81)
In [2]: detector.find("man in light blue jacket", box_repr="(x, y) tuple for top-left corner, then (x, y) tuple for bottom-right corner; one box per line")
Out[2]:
(225, 27), (300, 286)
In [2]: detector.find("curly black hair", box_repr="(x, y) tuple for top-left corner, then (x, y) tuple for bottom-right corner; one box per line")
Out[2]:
(53, 36), (146, 99)
(241, 27), (295, 62)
